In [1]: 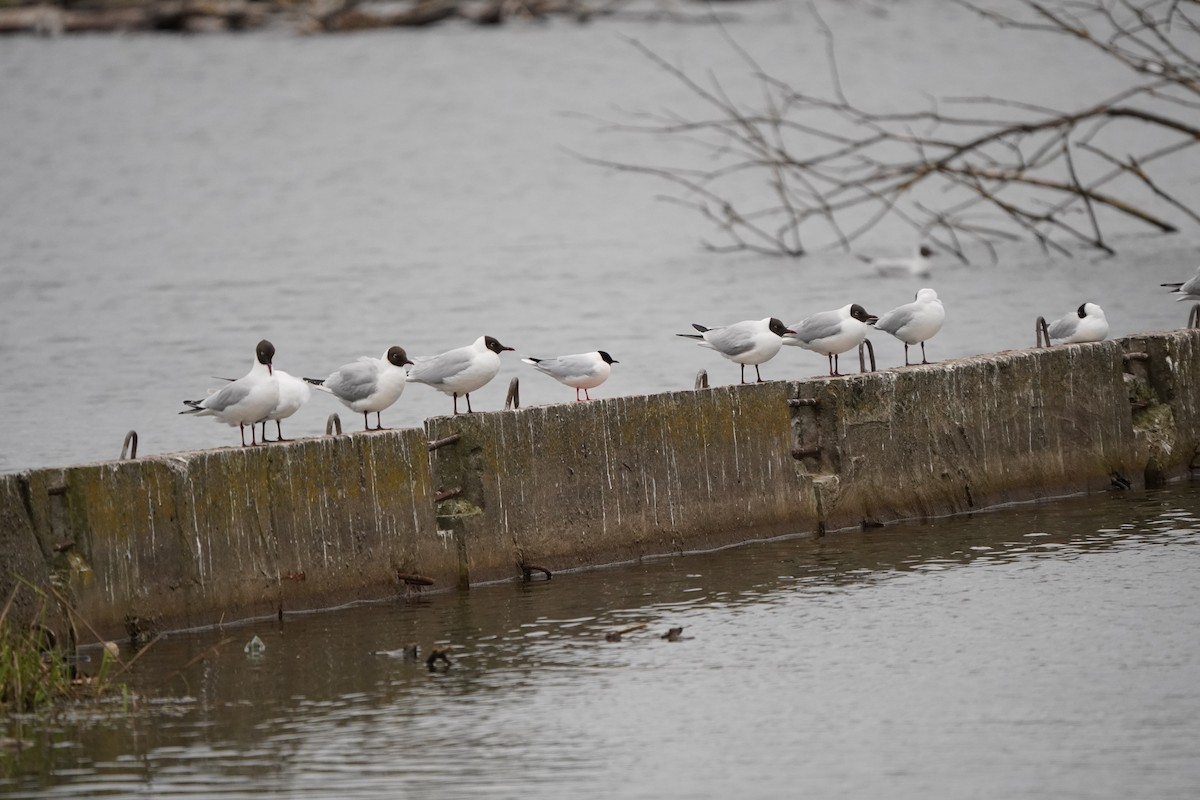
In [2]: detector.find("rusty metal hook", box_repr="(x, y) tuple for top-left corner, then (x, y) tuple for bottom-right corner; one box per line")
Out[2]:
(695, 369), (709, 390)
(1036, 316), (1052, 347)
(505, 377), (520, 410)
(325, 414), (343, 436)
(120, 430), (138, 460)
(858, 339), (876, 373)
(1189, 304), (1200, 329)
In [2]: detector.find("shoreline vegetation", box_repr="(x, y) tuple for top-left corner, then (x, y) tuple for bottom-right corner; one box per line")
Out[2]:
(0, 0), (738, 35)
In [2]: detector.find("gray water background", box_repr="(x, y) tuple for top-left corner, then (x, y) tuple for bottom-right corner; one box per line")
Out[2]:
(1, 0), (1198, 471)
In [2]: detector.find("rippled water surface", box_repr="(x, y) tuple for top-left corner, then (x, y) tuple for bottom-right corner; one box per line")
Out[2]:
(4, 485), (1200, 798)
(1, 0), (1198, 472)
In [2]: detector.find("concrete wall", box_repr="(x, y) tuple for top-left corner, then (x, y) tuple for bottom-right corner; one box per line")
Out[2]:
(2, 330), (1197, 640)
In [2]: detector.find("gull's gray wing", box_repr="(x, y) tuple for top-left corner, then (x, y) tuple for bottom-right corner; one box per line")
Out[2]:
(705, 323), (756, 357)
(409, 348), (472, 387)
(873, 304), (915, 336)
(789, 311), (841, 344)
(534, 354), (598, 381)
(201, 380), (252, 412)
(1181, 273), (1200, 295)
(1047, 314), (1079, 339)
(326, 359), (380, 403)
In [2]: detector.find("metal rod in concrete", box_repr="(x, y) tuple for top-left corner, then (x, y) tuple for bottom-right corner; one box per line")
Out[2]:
(120, 430), (138, 460)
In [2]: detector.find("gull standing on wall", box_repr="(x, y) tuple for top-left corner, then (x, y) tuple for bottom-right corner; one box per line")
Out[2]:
(217, 369), (312, 442)
(872, 288), (946, 366)
(181, 339), (280, 447)
(522, 350), (619, 401)
(305, 346), (414, 431)
(783, 304), (878, 377)
(407, 335), (515, 414)
(676, 317), (794, 384)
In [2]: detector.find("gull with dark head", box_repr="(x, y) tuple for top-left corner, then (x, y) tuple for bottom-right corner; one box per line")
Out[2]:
(181, 339), (280, 447)
(305, 346), (414, 431)
(1047, 302), (1109, 344)
(523, 350), (618, 401)
(872, 288), (946, 366)
(407, 335), (515, 415)
(783, 304), (878, 377)
(676, 317), (793, 384)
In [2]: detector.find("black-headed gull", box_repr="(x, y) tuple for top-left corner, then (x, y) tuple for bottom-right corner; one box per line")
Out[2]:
(217, 369), (312, 442)
(783, 304), (878, 376)
(872, 288), (946, 366)
(407, 335), (515, 415)
(1047, 302), (1109, 344)
(522, 350), (618, 401)
(676, 317), (794, 384)
(1161, 267), (1200, 302)
(863, 244), (934, 278)
(181, 339), (279, 447)
(305, 346), (414, 431)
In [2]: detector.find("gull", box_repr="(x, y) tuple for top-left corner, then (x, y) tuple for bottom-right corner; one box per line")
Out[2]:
(304, 346), (414, 431)
(407, 335), (515, 414)
(181, 339), (280, 447)
(871, 288), (946, 366)
(217, 370), (312, 442)
(1047, 302), (1109, 344)
(676, 317), (794, 384)
(522, 350), (619, 401)
(783, 303), (879, 377)
(1161, 266), (1200, 301)
(862, 244), (934, 278)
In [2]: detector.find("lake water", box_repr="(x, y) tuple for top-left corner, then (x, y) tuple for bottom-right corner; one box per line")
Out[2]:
(0, 0), (1198, 472)
(3, 484), (1200, 798)
(2, 2), (1200, 796)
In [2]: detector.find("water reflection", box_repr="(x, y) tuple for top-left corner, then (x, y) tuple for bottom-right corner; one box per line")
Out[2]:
(4, 486), (1200, 798)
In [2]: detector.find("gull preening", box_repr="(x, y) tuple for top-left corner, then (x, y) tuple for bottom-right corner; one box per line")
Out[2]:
(305, 346), (414, 431)
(407, 335), (515, 415)
(181, 339), (279, 447)
(1047, 302), (1109, 344)
(872, 288), (946, 366)
(676, 317), (794, 384)
(523, 350), (618, 401)
(863, 244), (934, 278)
(1161, 267), (1200, 302)
(783, 303), (878, 377)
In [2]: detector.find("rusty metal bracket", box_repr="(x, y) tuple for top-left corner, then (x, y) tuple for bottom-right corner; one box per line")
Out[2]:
(325, 414), (343, 435)
(521, 564), (552, 581)
(1036, 316), (1051, 347)
(1190, 304), (1200, 329)
(858, 339), (876, 373)
(788, 398), (820, 409)
(792, 446), (821, 460)
(428, 433), (461, 452)
(1123, 352), (1150, 363)
(120, 430), (138, 460)
(505, 377), (520, 410)
(434, 486), (463, 503)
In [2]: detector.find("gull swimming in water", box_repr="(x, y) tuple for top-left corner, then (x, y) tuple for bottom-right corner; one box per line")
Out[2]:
(872, 288), (946, 366)
(1047, 302), (1109, 344)
(783, 304), (878, 376)
(522, 350), (619, 401)
(407, 335), (515, 415)
(305, 346), (413, 431)
(1161, 266), (1200, 301)
(862, 244), (934, 278)
(676, 317), (794, 384)
(181, 339), (279, 447)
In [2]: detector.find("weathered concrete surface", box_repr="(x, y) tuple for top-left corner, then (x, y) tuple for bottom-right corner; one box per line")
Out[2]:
(2, 329), (1198, 641)
(3, 431), (446, 639)
(791, 340), (1145, 532)
(427, 383), (816, 586)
